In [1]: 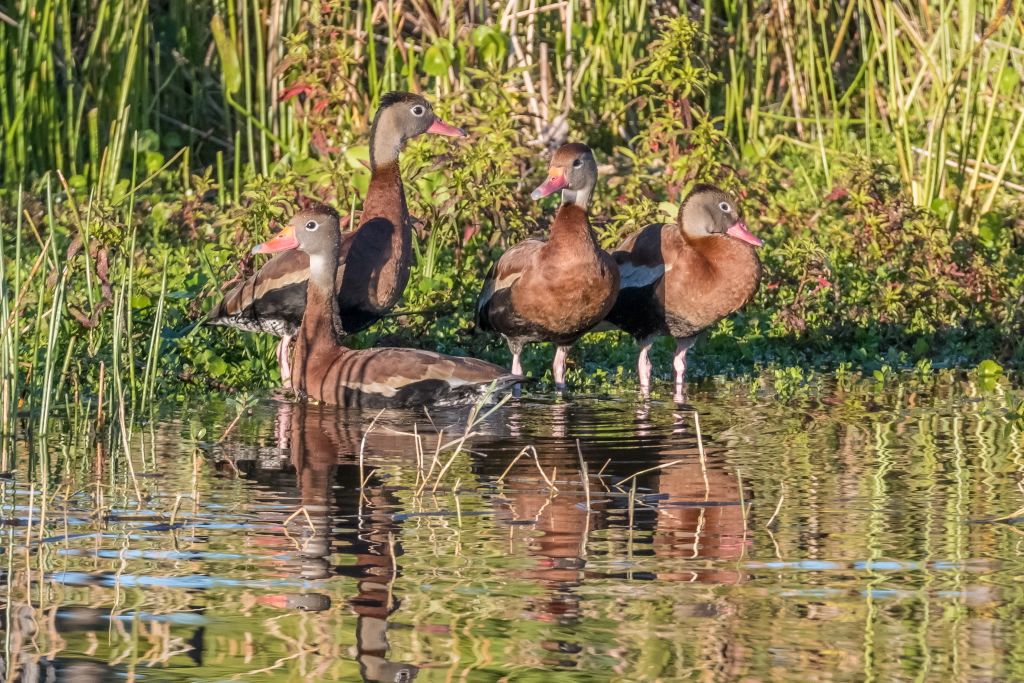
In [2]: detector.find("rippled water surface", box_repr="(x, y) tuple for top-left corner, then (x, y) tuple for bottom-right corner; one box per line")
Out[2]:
(3, 377), (1024, 681)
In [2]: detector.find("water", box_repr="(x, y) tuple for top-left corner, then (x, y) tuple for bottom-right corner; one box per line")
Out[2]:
(2, 376), (1024, 681)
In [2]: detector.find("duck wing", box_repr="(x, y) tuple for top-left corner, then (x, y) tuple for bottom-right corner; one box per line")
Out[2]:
(475, 239), (545, 333)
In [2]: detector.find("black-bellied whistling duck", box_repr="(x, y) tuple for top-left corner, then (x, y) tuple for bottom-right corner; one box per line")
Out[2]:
(209, 92), (466, 387)
(253, 206), (519, 407)
(604, 184), (763, 401)
(475, 143), (619, 392)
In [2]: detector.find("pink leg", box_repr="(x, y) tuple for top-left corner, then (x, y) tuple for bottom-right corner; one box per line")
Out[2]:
(638, 337), (654, 397)
(274, 401), (292, 450)
(553, 345), (570, 392)
(277, 335), (293, 390)
(510, 347), (523, 398)
(673, 337), (696, 403)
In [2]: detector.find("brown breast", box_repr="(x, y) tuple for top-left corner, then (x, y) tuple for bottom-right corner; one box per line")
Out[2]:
(660, 231), (761, 337)
(508, 205), (621, 338)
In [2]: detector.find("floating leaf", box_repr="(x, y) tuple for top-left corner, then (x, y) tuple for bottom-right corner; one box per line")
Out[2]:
(207, 353), (228, 378)
(976, 359), (1003, 377)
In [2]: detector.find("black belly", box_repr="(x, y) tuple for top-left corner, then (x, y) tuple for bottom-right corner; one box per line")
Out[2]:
(219, 281), (382, 338)
(223, 281), (307, 337)
(605, 284), (669, 341)
(478, 287), (590, 347)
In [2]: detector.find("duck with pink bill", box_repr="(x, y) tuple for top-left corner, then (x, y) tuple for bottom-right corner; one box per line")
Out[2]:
(253, 206), (521, 408)
(602, 183), (763, 402)
(475, 143), (620, 393)
(208, 92), (466, 389)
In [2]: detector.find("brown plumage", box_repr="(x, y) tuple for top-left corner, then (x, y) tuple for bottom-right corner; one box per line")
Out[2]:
(605, 184), (763, 401)
(254, 207), (520, 408)
(209, 92), (467, 386)
(476, 143), (620, 391)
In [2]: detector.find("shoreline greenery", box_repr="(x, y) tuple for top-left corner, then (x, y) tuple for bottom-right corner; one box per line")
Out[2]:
(1, 0), (1022, 429)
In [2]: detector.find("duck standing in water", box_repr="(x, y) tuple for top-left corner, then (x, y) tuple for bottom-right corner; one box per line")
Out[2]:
(209, 92), (466, 387)
(253, 206), (520, 408)
(476, 143), (619, 392)
(605, 184), (763, 402)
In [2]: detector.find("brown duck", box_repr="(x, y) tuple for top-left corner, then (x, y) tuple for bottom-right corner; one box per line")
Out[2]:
(253, 206), (520, 408)
(604, 184), (763, 401)
(209, 92), (466, 386)
(475, 143), (619, 391)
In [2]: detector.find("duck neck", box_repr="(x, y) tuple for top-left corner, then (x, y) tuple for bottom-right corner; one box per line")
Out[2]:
(369, 110), (402, 169)
(362, 160), (407, 225)
(549, 203), (598, 249)
(301, 248), (345, 350)
(363, 114), (408, 230)
(560, 185), (592, 210)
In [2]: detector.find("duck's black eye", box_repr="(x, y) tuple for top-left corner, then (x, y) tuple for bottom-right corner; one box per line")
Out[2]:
(410, 104), (426, 117)
(572, 158), (583, 168)
(305, 220), (319, 231)
(718, 201), (731, 213)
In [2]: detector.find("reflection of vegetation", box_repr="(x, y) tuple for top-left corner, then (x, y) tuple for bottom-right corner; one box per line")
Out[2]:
(1, 377), (1024, 679)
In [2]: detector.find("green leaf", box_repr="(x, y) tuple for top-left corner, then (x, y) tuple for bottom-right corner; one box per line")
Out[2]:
(976, 359), (1003, 377)
(291, 157), (322, 176)
(144, 151), (165, 175)
(207, 354), (228, 377)
(344, 145), (370, 167)
(471, 26), (507, 66)
(929, 197), (951, 220)
(423, 39), (456, 77)
(136, 129), (160, 152)
(210, 15), (242, 95)
(657, 201), (678, 221)
(912, 337), (929, 357)
(977, 213), (1003, 247)
(998, 65), (1019, 95)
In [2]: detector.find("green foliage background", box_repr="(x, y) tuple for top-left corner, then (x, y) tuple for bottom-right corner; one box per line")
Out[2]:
(0, 0), (1022, 411)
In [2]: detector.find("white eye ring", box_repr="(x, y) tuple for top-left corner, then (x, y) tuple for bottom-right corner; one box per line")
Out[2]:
(410, 105), (426, 117)
(305, 220), (319, 231)
(572, 158), (583, 168)
(718, 201), (731, 212)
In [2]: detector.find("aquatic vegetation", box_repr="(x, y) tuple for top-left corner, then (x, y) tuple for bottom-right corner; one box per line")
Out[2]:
(1, 4), (1022, 678)
(0, 1), (1021, 427)
(1, 379), (1024, 678)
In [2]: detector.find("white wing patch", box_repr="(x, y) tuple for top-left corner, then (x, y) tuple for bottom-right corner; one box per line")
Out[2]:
(477, 271), (523, 310)
(619, 262), (667, 289)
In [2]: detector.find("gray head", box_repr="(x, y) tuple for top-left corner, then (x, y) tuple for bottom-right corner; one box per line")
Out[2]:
(370, 91), (467, 167)
(252, 204), (342, 259)
(678, 184), (762, 246)
(530, 142), (598, 208)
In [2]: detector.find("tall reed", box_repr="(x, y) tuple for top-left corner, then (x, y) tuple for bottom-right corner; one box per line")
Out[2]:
(4, 1), (1020, 215)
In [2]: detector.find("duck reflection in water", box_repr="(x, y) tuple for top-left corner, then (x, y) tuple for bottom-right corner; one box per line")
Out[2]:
(234, 401), (419, 682)
(494, 401), (750, 637)
(649, 409), (750, 586)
